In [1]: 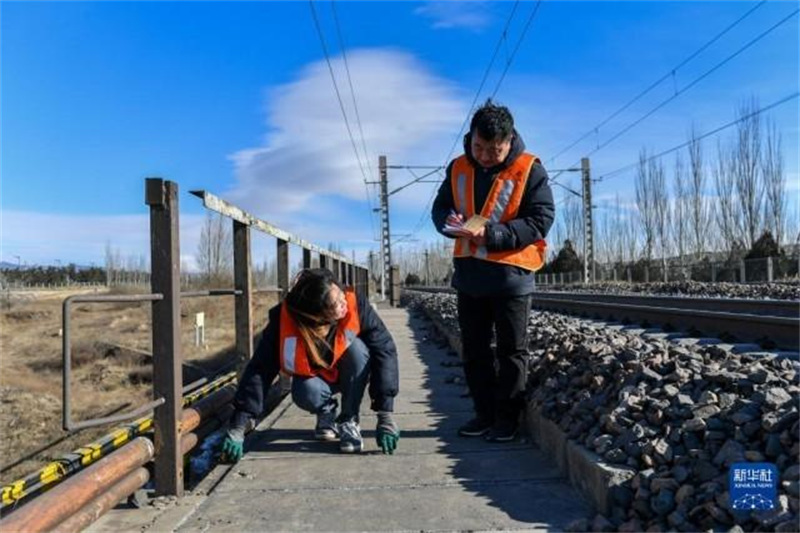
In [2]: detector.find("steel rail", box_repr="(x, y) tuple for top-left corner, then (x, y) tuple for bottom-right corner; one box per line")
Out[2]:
(404, 287), (799, 350)
(531, 291), (799, 317)
(530, 297), (798, 351)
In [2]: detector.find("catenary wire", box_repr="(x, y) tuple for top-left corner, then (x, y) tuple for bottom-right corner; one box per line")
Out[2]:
(547, 0), (767, 165)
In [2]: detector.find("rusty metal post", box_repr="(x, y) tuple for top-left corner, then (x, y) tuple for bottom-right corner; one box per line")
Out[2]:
(277, 238), (289, 299)
(332, 259), (340, 282)
(146, 179), (183, 498)
(347, 264), (354, 288)
(233, 221), (253, 360)
(302, 248), (312, 269)
(319, 253), (329, 270)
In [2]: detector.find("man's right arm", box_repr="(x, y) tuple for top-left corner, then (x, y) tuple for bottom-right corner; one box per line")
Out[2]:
(431, 161), (457, 239)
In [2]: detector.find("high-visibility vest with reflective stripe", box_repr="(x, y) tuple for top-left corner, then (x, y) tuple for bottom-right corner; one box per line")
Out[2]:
(451, 152), (547, 272)
(279, 289), (360, 383)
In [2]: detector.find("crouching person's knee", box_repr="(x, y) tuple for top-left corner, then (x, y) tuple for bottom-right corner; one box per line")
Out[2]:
(291, 376), (332, 414)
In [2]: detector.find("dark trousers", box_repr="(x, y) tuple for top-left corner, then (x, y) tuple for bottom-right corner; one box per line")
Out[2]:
(457, 292), (532, 424)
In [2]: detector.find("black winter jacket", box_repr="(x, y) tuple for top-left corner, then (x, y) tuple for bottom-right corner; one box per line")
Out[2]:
(431, 131), (555, 297)
(230, 294), (399, 430)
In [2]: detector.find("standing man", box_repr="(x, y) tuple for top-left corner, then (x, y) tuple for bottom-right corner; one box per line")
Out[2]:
(431, 100), (554, 442)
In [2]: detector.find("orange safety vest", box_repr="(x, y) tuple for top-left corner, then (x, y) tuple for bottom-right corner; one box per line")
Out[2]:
(279, 289), (360, 383)
(451, 152), (547, 272)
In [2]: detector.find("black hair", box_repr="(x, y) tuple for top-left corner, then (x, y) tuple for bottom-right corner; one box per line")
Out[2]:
(285, 268), (342, 326)
(469, 99), (514, 141)
(284, 268), (344, 369)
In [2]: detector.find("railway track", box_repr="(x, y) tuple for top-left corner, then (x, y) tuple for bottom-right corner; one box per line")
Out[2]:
(405, 287), (800, 351)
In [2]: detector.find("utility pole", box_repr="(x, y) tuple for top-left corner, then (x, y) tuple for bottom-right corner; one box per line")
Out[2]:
(366, 159), (443, 300)
(424, 249), (430, 286)
(368, 250), (375, 294)
(378, 156), (392, 301)
(581, 157), (595, 284)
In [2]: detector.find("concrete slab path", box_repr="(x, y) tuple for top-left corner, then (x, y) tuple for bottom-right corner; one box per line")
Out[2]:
(91, 306), (591, 532)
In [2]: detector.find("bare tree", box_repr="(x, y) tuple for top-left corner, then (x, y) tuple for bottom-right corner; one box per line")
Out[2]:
(196, 212), (232, 286)
(622, 201), (639, 265)
(763, 118), (786, 247)
(687, 125), (709, 257)
(562, 190), (583, 254)
(651, 158), (670, 280)
(104, 241), (123, 286)
(635, 150), (657, 263)
(672, 153), (689, 269)
(611, 195), (626, 266)
(713, 140), (738, 253)
(733, 98), (764, 248)
(596, 203), (615, 266)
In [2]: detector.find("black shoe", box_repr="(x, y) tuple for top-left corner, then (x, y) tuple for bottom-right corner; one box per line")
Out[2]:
(484, 421), (518, 442)
(458, 417), (493, 437)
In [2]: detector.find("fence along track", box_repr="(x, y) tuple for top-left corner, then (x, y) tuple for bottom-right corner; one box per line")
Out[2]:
(404, 288), (800, 351)
(2, 178), (370, 532)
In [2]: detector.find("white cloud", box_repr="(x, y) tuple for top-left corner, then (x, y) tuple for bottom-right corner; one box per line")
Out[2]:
(226, 48), (464, 221)
(414, 1), (492, 32)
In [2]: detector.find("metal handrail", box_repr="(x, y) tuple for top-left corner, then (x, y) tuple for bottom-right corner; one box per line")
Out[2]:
(62, 294), (166, 431)
(61, 288), (253, 431)
(190, 189), (366, 267)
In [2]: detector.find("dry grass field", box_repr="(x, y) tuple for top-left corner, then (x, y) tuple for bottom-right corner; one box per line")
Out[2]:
(0, 286), (278, 484)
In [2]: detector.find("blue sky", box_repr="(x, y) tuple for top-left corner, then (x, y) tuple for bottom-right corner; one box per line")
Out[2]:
(2, 0), (798, 268)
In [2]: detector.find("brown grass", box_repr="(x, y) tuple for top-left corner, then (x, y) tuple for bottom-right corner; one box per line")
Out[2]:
(0, 286), (277, 484)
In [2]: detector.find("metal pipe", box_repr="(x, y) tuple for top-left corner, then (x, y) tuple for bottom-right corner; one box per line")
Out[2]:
(182, 377), (208, 394)
(3, 371), (237, 513)
(182, 372), (236, 406)
(180, 289), (242, 298)
(56, 468), (150, 533)
(181, 431), (199, 456)
(0, 437), (154, 533)
(195, 404), (235, 443)
(180, 385), (236, 435)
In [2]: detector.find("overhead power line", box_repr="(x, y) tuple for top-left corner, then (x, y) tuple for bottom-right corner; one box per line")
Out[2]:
(550, 5), (798, 184)
(330, 0), (372, 177)
(489, 0), (543, 99)
(402, 0), (544, 243)
(595, 91), (799, 183)
(390, 167), (445, 196)
(308, 0), (370, 183)
(583, 7), (798, 161)
(440, 0), (521, 168)
(330, 0), (380, 240)
(547, 0), (767, 165)
(309, 0), (379, 240)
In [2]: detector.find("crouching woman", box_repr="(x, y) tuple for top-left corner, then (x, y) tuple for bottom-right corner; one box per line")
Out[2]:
(220, 268), (400, 461)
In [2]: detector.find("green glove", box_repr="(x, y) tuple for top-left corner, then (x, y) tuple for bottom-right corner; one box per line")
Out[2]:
(376, 412), (400, 455)
(220, 427), (245, 463)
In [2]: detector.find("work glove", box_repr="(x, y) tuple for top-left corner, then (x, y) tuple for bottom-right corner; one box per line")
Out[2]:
(375, 411), (400, 455)
(219, 426), (245, 463)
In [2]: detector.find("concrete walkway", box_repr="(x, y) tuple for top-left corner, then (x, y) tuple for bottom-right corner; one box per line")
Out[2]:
(93, 307), (591, 532)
